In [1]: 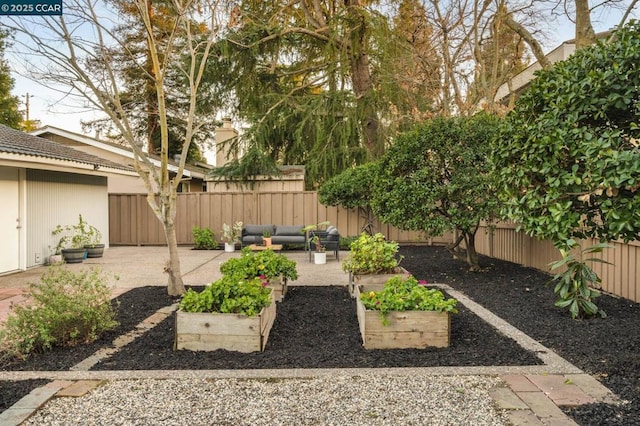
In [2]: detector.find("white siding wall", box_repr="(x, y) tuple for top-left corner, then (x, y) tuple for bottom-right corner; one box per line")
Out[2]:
(26, 170), (109, 267)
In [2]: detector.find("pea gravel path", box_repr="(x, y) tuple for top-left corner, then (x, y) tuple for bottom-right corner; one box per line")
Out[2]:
(23, 375), (510, 425)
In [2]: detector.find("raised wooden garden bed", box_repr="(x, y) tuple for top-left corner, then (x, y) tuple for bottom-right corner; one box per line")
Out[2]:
(355, 284), (451, 349)
(174, 292), (276, 353)
(266, 277), (288, 302)
(348, 267), (409, 296)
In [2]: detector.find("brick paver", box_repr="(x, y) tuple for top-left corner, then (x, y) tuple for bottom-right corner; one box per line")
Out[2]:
(526, 374), (597, 406)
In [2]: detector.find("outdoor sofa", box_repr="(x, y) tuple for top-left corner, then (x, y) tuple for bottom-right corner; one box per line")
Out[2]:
(241, 224), (307, 247)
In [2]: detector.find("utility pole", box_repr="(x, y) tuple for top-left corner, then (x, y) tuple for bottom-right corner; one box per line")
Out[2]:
(23, 92), (30, 122)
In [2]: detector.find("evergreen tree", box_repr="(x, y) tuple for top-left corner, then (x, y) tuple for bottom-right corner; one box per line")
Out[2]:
(0, 29), (22, 129)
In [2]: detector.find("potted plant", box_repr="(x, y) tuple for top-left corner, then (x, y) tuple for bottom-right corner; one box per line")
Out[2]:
(309, 235), (327, 265)
(262, 230), (272, 247)
(81, 217), (105, 258)
(52, 214), (93, 263)
(342, 232), (406, 295)
(356, 274), (458, 349)
(175, 273), (275, 352)
(302, 220), (331, 260)
(221, 221), (243, 252)
(47, 245), (64, 265)
(219, 247), (298, 301)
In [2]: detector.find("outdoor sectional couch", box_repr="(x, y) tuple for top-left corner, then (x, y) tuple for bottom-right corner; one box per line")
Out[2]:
(241, 224), (307, 247)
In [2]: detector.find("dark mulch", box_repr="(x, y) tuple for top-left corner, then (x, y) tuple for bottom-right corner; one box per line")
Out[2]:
(92, 285), (539, 370)
(2, 246), (639, 426)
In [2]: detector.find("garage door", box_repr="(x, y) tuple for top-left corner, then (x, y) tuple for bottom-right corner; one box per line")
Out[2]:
(0, 167), (20, 273)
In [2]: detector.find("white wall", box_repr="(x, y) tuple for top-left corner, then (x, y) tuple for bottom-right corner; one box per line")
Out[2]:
(26, 169), (109, 267)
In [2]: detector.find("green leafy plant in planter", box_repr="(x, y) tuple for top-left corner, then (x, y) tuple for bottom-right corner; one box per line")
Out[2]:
(342, 232), (403, 275)
(360, 274), (458, 325)
(308, 235), (326, 253)
(179, 273), (272, 316)
(52, 214), (102, 262)
(192, 226), (217, 250)
(219, 247), (299, 282)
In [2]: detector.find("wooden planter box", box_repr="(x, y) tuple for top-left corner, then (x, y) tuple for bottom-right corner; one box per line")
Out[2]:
(348, 267), (409, 296)
(266, 277), (288, 302)
(355, 285), (451, 349)
(175, 292), (276, 353)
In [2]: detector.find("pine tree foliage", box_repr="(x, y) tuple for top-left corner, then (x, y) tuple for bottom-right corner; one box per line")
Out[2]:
(0, 29), (22, 129)
(215, 0), (442, 187)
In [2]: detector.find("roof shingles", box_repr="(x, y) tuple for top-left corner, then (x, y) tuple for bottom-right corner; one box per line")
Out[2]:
(0, 124), (134, 172)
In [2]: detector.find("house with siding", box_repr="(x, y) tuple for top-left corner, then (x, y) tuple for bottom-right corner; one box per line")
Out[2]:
(31, 126), (212, 193)
(0, 124), (137, 274)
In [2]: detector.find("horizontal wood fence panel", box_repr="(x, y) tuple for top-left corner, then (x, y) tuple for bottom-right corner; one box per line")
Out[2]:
(109, 193), (639, 303)
(476, 222), (640, 303)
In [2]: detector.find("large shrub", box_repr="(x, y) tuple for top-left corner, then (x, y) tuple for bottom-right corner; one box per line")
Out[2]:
(0, 266), (119, 359)
(493, 21), (640, 246)
(372, 113), (501, 271)
(492, 21), (640, 318)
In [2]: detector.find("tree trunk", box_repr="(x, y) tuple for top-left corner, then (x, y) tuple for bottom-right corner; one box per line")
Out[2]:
(345, 0), (383, 159)
(163, 207), (185, 296)
(574, 0), (597, 49)
(464, 231), (481, 272)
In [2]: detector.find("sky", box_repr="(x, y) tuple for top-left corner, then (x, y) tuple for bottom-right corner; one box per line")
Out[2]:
(6, 5), (638, 139)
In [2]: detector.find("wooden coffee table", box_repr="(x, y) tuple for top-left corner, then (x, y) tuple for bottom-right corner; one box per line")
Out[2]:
(248, 244), (283, 252)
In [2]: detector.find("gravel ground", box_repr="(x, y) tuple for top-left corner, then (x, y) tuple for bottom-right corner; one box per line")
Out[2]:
(23, 375), (510, 426)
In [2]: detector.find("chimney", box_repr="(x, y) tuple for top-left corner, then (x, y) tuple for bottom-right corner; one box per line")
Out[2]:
(215, 117), (238, 167)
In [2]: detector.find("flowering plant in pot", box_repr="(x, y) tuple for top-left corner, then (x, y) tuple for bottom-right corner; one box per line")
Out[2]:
(221, 221), (243, 252)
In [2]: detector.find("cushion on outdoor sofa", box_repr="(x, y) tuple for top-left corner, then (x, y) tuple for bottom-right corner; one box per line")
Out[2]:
(274, 225), (305, 236)
(243, 224), (276, 236)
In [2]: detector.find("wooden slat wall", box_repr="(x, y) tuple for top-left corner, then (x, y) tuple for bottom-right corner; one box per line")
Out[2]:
(109, 192), (449, 246)
(108, 192), (640, 302)
(475, 222), (640, 303)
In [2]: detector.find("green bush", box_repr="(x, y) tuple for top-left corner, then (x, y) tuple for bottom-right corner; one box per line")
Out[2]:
(219, 247), (298, 281)
(339, 236), (357, 250)
(342, 233), (401, 275)
(179, 274), (272, 316)
(0, 266), (119, 360)
(192, 226), (217, 250)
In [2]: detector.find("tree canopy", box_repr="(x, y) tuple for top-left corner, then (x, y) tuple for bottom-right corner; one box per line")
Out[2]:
(492, 20), (640, 250)
(0, 29), (22, 129)
(319, 162), (379, 234)
(372, 113), (501, 271)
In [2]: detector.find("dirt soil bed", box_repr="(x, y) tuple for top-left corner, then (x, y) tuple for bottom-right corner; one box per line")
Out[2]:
(2, 246), (639, 425)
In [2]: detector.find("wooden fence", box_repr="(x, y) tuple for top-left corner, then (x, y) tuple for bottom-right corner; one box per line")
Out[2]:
(108, 192), (640, 303)
(108, 192), (453, 246)
(475, 221), (640, 303)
